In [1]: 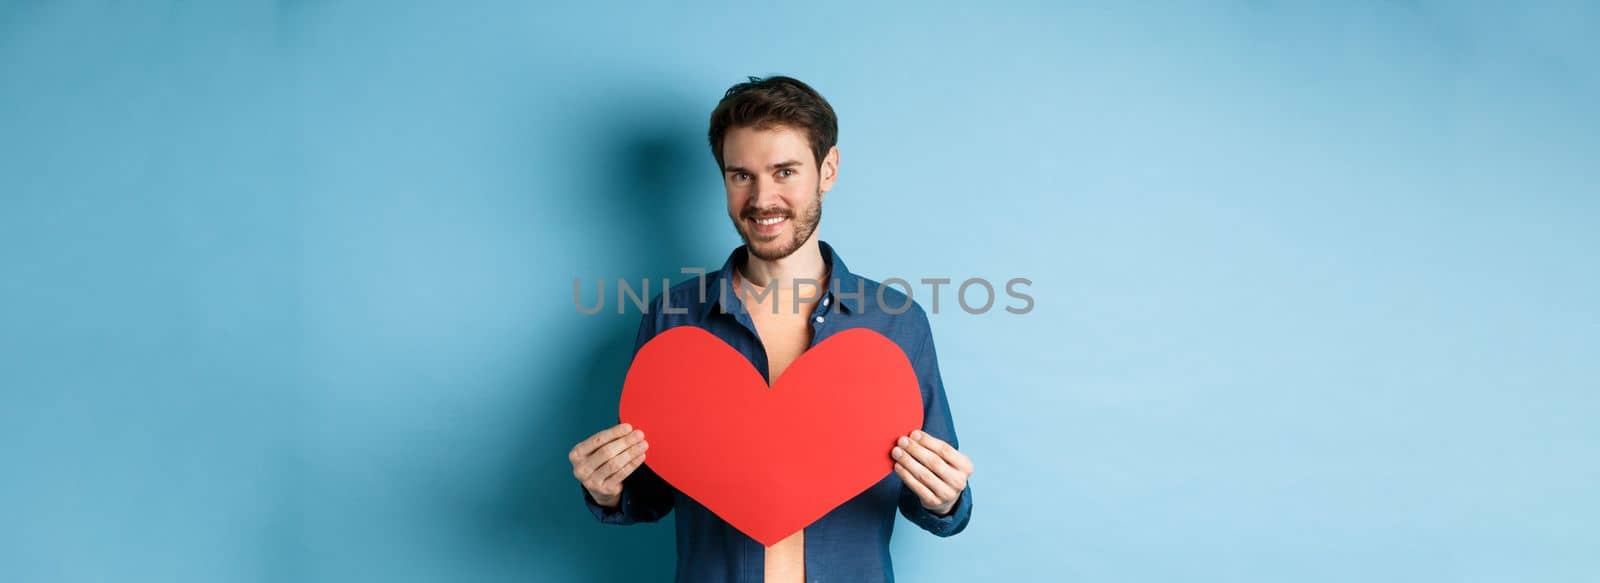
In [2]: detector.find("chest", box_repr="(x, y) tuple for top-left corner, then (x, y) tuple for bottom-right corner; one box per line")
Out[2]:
(744, 302), (815, 383)
(734, 276), (825, 383)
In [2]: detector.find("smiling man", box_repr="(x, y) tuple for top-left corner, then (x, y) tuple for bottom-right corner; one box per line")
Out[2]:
(568, 75), (974, 582)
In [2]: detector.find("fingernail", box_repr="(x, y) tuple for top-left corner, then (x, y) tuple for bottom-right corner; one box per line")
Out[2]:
(640, 441), (649, 450)
(897, 436), (908, 446)
(621, 423), (632, 432)
(635, 430), (645, 440)
(912, 430), (923, 440)
(892, 447), (903, 458)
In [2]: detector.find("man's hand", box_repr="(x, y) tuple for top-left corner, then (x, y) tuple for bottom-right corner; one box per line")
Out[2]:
(891, 430), (974, 516)
(569, 423), (649, 508)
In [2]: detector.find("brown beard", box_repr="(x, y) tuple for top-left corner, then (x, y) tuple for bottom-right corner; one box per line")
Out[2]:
(734, 187), (823, 261)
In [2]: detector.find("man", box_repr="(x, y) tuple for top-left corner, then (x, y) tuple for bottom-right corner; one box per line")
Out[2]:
(568, 75), (974, 582)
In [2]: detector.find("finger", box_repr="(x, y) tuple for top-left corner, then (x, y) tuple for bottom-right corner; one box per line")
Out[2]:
(913, 430), (974, 475)
(894, 462), (943, 508)
(893, 445), (958, 502)
(598, 451), (647, 493)
(578, 430), (645, 478)
(584, 438), (648, 489)
(573, 423), (634, 461)
(899, 435), (966, 492)
(579, 430), (645, 477)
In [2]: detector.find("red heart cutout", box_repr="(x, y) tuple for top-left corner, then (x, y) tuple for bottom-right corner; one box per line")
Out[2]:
(619, 326), (923, 547)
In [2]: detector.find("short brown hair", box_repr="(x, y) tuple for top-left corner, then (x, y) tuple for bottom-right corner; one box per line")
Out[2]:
(707, 75), (838, 171)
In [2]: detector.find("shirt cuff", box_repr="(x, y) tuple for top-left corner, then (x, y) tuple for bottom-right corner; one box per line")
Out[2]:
(581, 485), (630, 525)
(911, 484), (973, 537)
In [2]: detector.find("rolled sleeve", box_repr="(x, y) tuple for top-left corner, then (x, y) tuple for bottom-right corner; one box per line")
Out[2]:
(896, 304), (974, 537)
(900, 483), (973, 537)
(582, 485), (630, 524)
(581, 464), (675, 525)
(579, 293), (677, 526)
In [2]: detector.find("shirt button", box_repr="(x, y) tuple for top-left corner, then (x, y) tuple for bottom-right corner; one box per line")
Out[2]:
(823, 296), (830, 306)
(815, 316), (825, 324)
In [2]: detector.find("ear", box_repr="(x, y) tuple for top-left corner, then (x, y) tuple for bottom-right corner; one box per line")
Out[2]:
(819, 146), (840, 194)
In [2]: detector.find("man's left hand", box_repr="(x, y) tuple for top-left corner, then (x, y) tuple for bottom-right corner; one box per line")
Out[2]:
(891, 430), (974, 516)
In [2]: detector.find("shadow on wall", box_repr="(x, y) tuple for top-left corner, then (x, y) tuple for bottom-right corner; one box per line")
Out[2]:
(479, 97), (714, 580)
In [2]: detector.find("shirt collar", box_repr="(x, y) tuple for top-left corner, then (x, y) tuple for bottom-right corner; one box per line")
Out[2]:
(701, 240), (863, 319)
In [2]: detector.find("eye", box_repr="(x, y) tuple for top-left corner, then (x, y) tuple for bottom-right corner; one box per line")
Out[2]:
(732, 172), (751, 182)
(778, 168), (794, 178)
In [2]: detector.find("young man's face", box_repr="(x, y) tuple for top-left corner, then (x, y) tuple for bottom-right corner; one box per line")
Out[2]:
(720, 125), (839, 261)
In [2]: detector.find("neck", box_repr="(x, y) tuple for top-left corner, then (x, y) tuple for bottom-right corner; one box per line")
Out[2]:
(739, 237), (827, 294)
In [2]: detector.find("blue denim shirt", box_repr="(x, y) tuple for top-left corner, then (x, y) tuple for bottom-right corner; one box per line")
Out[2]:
(582, 240), (972, 582)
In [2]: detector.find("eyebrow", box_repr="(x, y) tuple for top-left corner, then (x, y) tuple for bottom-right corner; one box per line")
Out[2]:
(724, 159), (804, 175)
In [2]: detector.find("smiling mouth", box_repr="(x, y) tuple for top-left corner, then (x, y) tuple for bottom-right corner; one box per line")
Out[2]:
(745, 214), (789, 238)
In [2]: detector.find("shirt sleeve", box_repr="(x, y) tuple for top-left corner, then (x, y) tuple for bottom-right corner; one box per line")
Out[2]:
(582, 462), (676, 525)
(897, 304), (974, 537)
(580, 292), (677, 525)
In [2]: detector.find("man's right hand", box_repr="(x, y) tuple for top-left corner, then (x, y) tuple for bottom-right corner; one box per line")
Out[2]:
(569, 422), (649, 508)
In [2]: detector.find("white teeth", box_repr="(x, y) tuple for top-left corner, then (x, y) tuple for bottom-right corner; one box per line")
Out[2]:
(756, 217), (785, 226)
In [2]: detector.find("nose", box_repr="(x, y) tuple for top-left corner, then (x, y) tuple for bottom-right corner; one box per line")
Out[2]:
(751, 175), (783, 210)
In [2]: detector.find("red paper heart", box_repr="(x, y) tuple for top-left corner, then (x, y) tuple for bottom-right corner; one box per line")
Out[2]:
(619, 326), (923, 547)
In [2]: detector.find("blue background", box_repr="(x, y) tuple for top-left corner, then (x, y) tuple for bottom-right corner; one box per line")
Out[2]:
(3, 2), (1596, 581)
